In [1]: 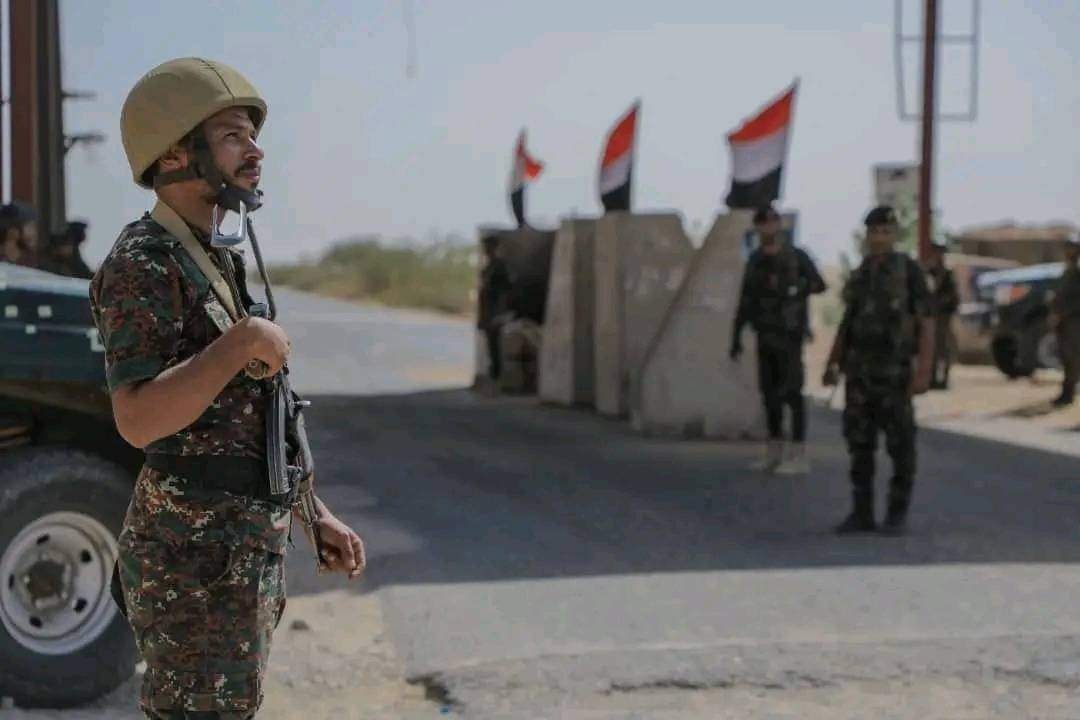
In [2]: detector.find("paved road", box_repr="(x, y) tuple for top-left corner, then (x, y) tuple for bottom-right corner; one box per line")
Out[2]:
(270, 289), (1080, 715)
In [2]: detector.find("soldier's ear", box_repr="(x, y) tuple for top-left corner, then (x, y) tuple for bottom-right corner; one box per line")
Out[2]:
(157, 143), (190, 173)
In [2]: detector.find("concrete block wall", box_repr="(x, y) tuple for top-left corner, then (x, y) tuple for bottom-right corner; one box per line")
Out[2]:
(593, 213), (693, 417)
(539, 219), (598, 406)
(631, 211), (765, 438)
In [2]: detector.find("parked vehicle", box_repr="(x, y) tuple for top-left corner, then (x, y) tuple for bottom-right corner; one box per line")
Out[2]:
(0, 261), (140, 708)
(975, 262), (1064, 378)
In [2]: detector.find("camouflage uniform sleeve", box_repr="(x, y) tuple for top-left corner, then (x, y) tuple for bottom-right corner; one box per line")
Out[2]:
(93, 243), (186, 391)
(907, 257), (932, 318)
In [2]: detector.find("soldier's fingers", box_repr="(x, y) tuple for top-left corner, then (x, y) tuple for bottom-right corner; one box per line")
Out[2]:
(351, 535), (365, 569)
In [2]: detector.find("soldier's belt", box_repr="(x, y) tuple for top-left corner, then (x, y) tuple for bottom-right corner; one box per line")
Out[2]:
(144, 453), (296, 505)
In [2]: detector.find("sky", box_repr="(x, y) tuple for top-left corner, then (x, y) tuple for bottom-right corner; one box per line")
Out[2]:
(30, 1), (1080, 264)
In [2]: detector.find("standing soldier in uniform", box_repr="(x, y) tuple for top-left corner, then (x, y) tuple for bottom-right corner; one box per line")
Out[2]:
(478, 233), (513, 383)
(923, 237), (959, 390)
(731, 204), (827, 474)
(1050, 232), (1080, 407)
(0, 202), (40, 268)
(823, 206), (934, 535)
(90, 58), (366, 719)
(45, 220), (95, 279)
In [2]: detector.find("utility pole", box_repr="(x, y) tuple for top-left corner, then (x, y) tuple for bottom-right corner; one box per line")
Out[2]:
(917, 0), (938, 263)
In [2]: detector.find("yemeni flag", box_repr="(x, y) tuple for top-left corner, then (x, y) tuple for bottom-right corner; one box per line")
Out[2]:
(724, 81), (798, 209)
(598, 100), (640, 213)
(508, 130), (544, 227)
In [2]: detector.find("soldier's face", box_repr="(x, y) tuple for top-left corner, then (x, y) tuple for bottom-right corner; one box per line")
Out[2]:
(866, 224), (897, 255)
(756, 217), (781, 245)
(203, 107), (264, 193)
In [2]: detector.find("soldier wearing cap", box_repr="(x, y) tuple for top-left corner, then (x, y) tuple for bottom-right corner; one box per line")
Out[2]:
(1050, 232), (1080, 407)
(90, 58), (365, 718)
(731, 204), (827, 474)
(823, 205), (934, 535)
(922, 236), (959, 390)
(0, 202), (40, 268)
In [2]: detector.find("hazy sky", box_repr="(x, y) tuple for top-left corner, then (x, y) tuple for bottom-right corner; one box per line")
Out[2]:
(49, 1), (1080, 264)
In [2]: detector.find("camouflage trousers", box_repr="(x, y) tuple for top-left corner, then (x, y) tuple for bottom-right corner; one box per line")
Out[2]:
(117, 528), (287, 719)
(842, 373), (917, 502)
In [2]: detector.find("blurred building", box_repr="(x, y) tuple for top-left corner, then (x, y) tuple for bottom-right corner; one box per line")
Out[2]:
(950, 223), (1075, 267)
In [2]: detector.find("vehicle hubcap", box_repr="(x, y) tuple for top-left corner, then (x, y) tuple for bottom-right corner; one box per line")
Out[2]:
(0, 512), (119, 655)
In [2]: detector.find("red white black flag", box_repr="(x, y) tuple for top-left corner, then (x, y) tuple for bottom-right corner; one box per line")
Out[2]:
(724, 81), (798, 209)
(598, 100), (640, 213)
(508, 130), (544, 227)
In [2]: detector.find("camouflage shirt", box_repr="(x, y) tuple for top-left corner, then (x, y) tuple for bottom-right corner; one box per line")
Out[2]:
(90, 211), (289, 553)
(840, 252), (931, 379)
(1054, 264), (1080, 324)
(733, 246), (827, 348)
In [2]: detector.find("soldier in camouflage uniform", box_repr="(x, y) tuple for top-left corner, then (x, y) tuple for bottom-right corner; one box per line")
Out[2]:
(0, 201), (40, 268)
(731, 204), (827, 474)
(1050, 232), (1080, 407)
(922, 237), (959, 390)
(90, 58), (366, 719)
(823, 206), (934, 536)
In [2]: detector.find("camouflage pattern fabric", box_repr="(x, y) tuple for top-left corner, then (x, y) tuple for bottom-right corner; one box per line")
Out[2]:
(839, 252), (930, 503)
(90, 213), (291, 716)
(925, 265), (959, 387)
(89, 214), (266, 459)
(843, 374), (916, 500)
(118, 467), (287, 717)
(733, 246), (826, 350)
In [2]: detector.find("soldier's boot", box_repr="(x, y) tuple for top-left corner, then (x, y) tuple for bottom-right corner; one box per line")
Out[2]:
(880, 491), (911, 536)
(749, 440), (784, 472)
(835, 491), (876, 534)
(1052, 391), (1074, 408)
(774, 442), (810, 475)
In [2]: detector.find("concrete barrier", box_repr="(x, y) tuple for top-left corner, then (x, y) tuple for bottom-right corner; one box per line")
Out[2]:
(593, 213), (693, 417)
(539, 219), (598, 406)
(631, 211), (766, 438)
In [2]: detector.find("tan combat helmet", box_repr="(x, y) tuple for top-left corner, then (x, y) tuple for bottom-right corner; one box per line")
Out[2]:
(120, 57), (267, 191)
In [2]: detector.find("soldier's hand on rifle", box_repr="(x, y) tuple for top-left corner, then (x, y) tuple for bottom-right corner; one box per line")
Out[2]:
(237, 316), (290, 377)
(909, 370), (932, 396)
(822, 362), (840, 387)
(314, 512), (367, 580)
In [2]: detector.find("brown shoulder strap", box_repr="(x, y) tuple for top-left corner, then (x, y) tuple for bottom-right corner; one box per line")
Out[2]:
(150, 200), (241, 321)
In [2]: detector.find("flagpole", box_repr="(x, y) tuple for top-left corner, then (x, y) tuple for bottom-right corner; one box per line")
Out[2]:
(777, 78), (799, 211)
(630, 98), (641, 214)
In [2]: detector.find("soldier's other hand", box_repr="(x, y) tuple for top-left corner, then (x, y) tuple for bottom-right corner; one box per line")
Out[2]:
(729, 340), (743, 361)
(239, 317), (290, 376)
(822, 363), (840, 387)
(315, 513), (367, 580)
(909, 372), (932, 396)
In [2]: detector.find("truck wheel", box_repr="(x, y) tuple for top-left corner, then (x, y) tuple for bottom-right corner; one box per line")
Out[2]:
(0, 448), (136, 708)
(1036, 332), (1061, 371)
(991, 335), (1032, 379)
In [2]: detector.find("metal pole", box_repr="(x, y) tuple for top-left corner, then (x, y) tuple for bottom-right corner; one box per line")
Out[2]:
(9, 0), (37, 209)
(917, 0), (938, 262)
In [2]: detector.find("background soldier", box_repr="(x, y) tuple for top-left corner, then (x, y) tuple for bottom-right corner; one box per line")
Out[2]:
(478, 233), (513, 382)
(731, 204), (827, 474)
(91, 58), (365, 719)
(823, 205), (933, 536)
(923, 237), (959, 390)
(44, 220), (94, 278)
(1050, 232), (1080, 407)
(0, 202), (40, 268)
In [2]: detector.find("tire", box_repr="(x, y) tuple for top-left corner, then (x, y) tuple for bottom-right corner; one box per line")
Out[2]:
(1036, 332), (1062, 371)
(991, 334), (1032, 379)
(0, 448), (137, 708)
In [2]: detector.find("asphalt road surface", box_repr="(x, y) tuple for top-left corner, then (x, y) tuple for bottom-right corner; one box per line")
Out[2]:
(273, 291), (1080, 717)
(13, 290), (1079, 718)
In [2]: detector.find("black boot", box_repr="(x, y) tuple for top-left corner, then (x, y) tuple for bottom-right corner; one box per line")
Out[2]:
(835, 492), (876, 534)
(880, 493), (911, 536)
(1052, 392), (1074, 408)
